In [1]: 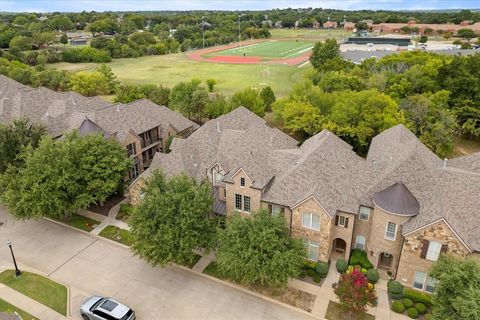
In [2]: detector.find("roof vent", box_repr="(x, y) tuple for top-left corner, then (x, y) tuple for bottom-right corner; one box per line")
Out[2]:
(71, 98), (76, 105)
(443, 158), (448, 169)
(341, 165), (345, 169)
(216, 122), (220, 133)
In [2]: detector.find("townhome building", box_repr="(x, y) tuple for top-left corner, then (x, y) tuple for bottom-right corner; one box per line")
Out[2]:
(130, 106), (480, 293)
(0, 75), (198, 180)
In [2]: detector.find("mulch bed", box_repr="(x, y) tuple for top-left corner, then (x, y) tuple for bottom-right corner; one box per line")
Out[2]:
(88, 194), (125, 216)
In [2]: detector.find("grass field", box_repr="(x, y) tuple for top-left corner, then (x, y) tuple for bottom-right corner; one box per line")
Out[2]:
(50, 52), (311, 96)
(270, 28), (350, 40)
(0, 298), (38, 320)
(206, 40), (314, 59)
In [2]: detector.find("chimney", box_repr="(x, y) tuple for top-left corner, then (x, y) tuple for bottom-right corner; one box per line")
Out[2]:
(443, 158), (448, 169)
(216, 122), (220, 133)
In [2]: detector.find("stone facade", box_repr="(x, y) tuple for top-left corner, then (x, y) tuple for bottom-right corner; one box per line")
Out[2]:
(330, 211), (355, 260)
(225, 169), (262, 215)
(396, 220), (470, 289)
(290, 197), (333, 262)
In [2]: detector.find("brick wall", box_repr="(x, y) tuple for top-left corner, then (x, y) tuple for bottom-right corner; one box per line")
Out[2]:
(225, 169), (262, 215)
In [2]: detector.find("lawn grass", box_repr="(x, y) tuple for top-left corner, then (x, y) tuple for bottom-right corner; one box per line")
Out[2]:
(270, 28), (351, 41)
(58, 213), (100, 232)
(116, 203), (134, 222)
(49, 52), (310, 97)
(99, 225), (133, 246)
(202, 261), (226, 279)
(207, 40), (314, 59)
(325, 301), (375, 320)
(0, 270), (67, 316)
(0, 298), (38, 320)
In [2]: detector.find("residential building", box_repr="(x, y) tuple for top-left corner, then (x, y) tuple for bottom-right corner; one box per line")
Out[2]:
(370, 21), (480, 35)
(0, 75), (198, 180)
(130, 107), (480, 293)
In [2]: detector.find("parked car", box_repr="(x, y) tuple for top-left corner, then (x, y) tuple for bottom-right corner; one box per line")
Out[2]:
(80, 296), (135, 320)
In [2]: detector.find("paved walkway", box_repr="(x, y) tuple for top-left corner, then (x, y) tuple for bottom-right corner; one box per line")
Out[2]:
(193, 251), (216, 272)
(0, 283), (67, 320)
(90, 198), (129, 235)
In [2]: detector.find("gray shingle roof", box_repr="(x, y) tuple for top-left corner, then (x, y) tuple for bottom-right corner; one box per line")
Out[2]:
(372, 182), (420, 216)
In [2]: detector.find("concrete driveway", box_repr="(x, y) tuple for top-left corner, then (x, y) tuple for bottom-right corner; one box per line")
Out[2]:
(0, 206), (314, 320)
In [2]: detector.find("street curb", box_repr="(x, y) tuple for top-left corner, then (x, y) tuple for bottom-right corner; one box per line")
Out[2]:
(43, 217), (321, 320)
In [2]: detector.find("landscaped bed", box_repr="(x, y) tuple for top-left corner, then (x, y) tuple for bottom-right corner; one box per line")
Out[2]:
(0, 298), (38, 320)
(202, 261), (316, 312)
(325, 301), (375, 320)
(388, 281), (433, 319)
(116, 203), (134, 222)
(0, 270), (68, 316)
(298, 260), (329, 286)
(99, 225), (133, 246)
(56, 213), (100, 232)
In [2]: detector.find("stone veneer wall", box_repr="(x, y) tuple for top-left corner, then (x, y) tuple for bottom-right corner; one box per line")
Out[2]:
(225, 169), (262, 215)
(367, 206), (410, 275)
(290, 197), (333, 262)
(330, 211), (355, 260)
(396, 220), (470, 287)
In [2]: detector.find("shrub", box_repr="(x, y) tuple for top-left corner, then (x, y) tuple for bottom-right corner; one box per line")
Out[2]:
(402, 298), (414, 308)
(415, 303), (427, 314)
(425, 314), (433, 320)
(304, 260), (317, 270)
(299, 269), (307, 278)
(62, 47), (112, 63)
(367, 269), (379, 283)
(315, 261), (329, 277)
(306, 269), (315, 277)
(349, 249), (373, 269)
(391, 301), (405, 314)
(407, 307), (419, 319)
(336, 259), (348, 273)
(403, 288), (433, 307)
(388, 280), (404, 300)
(313, 273), (322, 283)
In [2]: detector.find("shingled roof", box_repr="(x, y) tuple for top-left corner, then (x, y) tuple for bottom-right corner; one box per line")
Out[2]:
(372, 182), (420, 216)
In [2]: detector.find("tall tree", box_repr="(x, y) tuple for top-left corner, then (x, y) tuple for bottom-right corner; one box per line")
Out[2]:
(309, 39), (340, 70)
(69, 71), (109, 97)
(230, 87), (266, 117)
(0, 133), (131, 219)
(457, 28), (476, 42)
(96, 64), (119, 94)
(129, 171), (216, 266)
(216, 209), (305, 288)
(169, 79), (209, 122)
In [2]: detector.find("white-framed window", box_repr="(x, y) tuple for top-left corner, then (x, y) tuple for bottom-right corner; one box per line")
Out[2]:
(385, 222), (397, 241)
(303, 239), (319, 261)
(355, 235), (366, 250)
(214, 172), (223, 183)
(240, 177), (245, 187)
(234, 194), (251, 213)
(272, 205), (282, 216)
(338, 216), (346, 227)
(302, 212), (320, 231)
(426, 240), (442, 262)
(413, 271), (437, 293)
(359, 206), (371, 221)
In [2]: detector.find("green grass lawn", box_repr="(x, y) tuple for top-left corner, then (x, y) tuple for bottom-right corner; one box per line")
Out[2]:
(99, 225), (133, 246)
(325, 301), (375, 320)
(58, 213), (100, 232)
(0, 270), (67, 316)
(0, 298), (38, 320)
(270, 28), (351, 40)
(203, 261), (226, 279)
(206, 40), (314, 59)
(49, 53), (311, 97)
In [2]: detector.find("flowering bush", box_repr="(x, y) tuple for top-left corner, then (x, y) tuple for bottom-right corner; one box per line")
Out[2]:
(334, 266), (377, 317)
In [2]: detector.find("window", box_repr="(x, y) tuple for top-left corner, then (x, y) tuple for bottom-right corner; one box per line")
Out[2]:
(339, 216), (346, 227)
(214, 172), (223, 183)
(243, 196), (251, 213)
(128, 162), (140, 180)
(126, 143), (136, 156)
(303, 239), (319, 261)
(355, 235), (366, 250)
(302, 212), (320, 231)
(335, 215), (349, 228)
(359, 206), (371, 221)
(413, 271), (437, 293)
(240, 177), (245, 187)
(385, 222), (397, 241)
(234, 194), (251, 213)
(426, 240), (442, 261)
(271, 205), (282, 216)
(235, 194), (242, 210)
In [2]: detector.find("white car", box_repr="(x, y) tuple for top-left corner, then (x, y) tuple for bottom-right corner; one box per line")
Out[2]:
(80, 296), (136, 320)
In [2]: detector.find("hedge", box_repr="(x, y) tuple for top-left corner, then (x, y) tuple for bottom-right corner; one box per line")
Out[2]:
(391, 301), (405, 314)
(407, 307), (419, 319)
(415, 303), (427, 315)
(313, 274), (322, 283)
(61, 47), (112, 63)
(404, 288), (433, 307)
(388, 280), (404, 300)
(349, 249), (373, 269)
(336, 259), (348, 273)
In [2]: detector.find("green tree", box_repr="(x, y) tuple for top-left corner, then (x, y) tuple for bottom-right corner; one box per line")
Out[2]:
(0, 119), (45, 174)
(129, 31), (156, 45)
(230, 87), (266, 117)
(260, 86), (276, 111)
(32, 32), (56, 48)
(205, 94), (229, 119)
(169, 79), (209, 122)
(309, 39), (340, 70)
(216, 209), (304, 288)
(206, 79), (217, 92)
(9, 35), (33, 52)
(443, 32), (452, 42)
(69, 71), (109, 97)
(48, 16), (74, 33)
(355, 22), (368, 31)
(96, 64), (119, 94)
(12, 16), (28, 25)
(88, 18), (118, 36)
(120, 18), (137, 35)
(458, 28), (476, 42)
(1, 133), (131, 219)
(430, 256), (480, 320)
(316, 71), (365, 92)
(59, 33), (68, 45)
(129, 171), (216, 266)
(419, 35), (428, 43)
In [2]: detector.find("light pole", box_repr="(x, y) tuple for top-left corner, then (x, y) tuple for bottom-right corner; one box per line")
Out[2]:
(6, 240), (21, 277)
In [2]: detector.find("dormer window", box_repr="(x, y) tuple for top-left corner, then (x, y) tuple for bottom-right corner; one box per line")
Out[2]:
(240, 177), (245, 187)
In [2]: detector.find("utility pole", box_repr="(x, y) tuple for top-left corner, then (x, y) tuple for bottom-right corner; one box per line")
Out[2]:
(202, 16), (205, 49)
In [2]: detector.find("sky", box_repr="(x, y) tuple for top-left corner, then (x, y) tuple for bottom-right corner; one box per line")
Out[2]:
(0, 0), (479, 13)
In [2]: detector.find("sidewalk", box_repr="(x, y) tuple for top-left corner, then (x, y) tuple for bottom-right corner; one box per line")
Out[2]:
(90, 198), (129, 235)
(0, 284), (67, 320)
